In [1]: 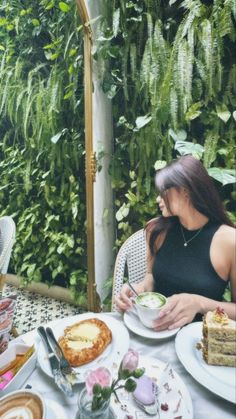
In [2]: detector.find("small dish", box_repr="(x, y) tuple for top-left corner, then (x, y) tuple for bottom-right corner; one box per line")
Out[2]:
(124, 310), (180, 339)
(0, 343), (37, 396)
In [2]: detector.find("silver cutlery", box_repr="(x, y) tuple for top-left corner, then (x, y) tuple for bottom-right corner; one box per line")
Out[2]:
(46, 326), (77, 383)
(133, 395), (159, 416)
(37, 326), (73, 397)
(127, 281), (139, 297)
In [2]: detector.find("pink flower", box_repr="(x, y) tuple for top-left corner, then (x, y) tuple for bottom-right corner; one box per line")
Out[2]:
(85, 367), (111, 395)
(121, 349), (139, 372)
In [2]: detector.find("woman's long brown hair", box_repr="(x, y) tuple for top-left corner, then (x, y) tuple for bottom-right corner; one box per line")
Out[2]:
(146, 155), (234, 255)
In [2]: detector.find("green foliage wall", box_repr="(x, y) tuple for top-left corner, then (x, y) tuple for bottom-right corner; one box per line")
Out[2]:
(98, 0), (236, 245)
(0, 0), (87, 304)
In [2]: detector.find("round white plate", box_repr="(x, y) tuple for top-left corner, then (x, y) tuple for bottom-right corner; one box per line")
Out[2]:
(124, 310), (180, 339)
(45, 398), (67, 419)
(110, 355), (193, 418)
(175, 322), (236, 404)
(37, 313), (130, 384)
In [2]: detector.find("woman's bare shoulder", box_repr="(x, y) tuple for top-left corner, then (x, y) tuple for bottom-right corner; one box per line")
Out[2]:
(216, 224), (235, 245)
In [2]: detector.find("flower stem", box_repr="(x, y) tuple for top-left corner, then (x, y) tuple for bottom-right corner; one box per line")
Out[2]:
(113, 390), (121, 403)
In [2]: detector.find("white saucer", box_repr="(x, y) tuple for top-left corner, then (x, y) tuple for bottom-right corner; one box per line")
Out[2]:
(124, 310), (180, 339)
(45, 398), (67, 419)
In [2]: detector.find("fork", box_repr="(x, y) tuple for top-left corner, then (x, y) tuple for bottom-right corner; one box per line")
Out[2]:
(45, 327), (77, 380)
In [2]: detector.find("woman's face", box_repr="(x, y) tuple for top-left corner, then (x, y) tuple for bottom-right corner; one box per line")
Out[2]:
(156, 187), (187, 217)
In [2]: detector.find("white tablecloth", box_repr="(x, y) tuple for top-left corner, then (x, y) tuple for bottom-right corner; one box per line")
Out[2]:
(9, 312), (236, 419)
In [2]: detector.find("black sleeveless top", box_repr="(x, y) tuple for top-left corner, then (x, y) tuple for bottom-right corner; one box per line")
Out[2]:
(152, 221), (228, 320)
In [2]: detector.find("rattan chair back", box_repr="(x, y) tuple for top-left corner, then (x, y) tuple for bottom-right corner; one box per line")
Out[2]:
(112, 229), (147, 311)
(0, 216), (16, 278)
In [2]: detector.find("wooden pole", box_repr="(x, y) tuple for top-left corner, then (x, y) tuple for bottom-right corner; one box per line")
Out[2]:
(76, 0), (101, 312)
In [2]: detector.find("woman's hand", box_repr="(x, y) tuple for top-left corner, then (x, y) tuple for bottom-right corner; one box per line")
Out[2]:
(115, 282), (145, 312)
(153, 293), (201, 330)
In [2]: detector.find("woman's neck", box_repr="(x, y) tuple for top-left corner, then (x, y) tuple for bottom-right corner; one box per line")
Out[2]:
(178, 208), (209, 230)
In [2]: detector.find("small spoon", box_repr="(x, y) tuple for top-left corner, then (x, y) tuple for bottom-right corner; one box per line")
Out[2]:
(127, 281), (139, 297)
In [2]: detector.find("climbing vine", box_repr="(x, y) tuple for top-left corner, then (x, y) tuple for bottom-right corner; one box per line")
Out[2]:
(0, 0), (87, 303)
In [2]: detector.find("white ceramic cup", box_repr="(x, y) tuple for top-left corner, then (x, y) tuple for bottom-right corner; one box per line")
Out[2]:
(132, 292), (167, 328)
(0, 389), (46, 419)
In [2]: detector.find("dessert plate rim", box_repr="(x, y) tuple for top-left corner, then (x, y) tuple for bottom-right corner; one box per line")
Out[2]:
(175, 322), (236, 404)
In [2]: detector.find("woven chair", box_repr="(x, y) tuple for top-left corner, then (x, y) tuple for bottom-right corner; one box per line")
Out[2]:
(0, 216), (17, 336)
(0, 216), (16, 290)
(112, 229), (147, 311)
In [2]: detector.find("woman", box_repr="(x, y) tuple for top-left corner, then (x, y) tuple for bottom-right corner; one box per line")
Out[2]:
(115, 155), (236, 329)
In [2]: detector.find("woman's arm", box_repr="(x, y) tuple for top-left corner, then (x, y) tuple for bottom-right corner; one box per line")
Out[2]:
(114, 272), (154, 311)
(154, 270), (235, 331)
(197, 236), (236, 320)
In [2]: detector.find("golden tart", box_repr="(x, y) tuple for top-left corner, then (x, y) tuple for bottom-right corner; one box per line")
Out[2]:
(58, 318), (112, 367)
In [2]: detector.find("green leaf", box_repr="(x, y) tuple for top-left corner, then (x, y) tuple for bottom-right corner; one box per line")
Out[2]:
(7, 24), (14, 31)
(169, 129), (187, 142)
(27, 264), (36, 276)
(0, 18), (7, 26)
(113, 8), (120, 37)
(50, 52), (59, 61)
(43, 43), (54, 50)
(116, 204), (130, 222)
(154, 160), (167, 170)
(64, 90), (73, 100)
(101, 387), (112, 400)
(135, 115), (152, 130)
(45, 1), (55, 10)
(59, 2), (70, 12)
(175, 140), (204, 159)
(69, 48), (77, 57)
(207, 168), (236, 186)
(107, 85), (117, 99)
(232, 111), (236, 121)
(51, 132), (62, 144)
(185, 102), (202, 121)
(216, 105), (231, 123)
(93, 384), (102, 395)
(32, 19), (40, 27)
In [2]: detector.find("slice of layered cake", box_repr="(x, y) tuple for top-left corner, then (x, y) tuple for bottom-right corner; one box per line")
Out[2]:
(202, 307), (236, 367)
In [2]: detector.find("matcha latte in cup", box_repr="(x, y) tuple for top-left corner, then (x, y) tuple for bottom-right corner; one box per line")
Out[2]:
(133, 292), (167, 328)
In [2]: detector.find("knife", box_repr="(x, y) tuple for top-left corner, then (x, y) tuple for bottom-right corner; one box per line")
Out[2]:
(46, 327), (77, 382)
(37, 326), (73, 397)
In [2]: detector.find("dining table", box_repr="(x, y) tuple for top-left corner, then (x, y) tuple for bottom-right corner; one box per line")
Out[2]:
(8, 311), (236, 419)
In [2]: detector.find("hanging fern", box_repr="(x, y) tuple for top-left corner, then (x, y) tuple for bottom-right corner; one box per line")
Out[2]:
(98, 0), (236, 244)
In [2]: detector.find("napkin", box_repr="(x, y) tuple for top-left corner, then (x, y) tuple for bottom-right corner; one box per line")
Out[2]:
(157, 363), (191, 418)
